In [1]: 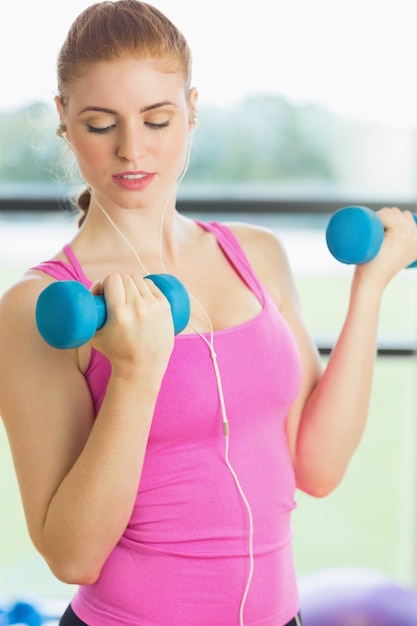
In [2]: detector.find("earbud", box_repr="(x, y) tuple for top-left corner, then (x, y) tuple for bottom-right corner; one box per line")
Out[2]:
(56, 121), (67, 137)
(56, 121), (73, 148)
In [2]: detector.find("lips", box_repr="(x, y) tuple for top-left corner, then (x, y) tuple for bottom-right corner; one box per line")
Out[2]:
(112, 171), (155, 191)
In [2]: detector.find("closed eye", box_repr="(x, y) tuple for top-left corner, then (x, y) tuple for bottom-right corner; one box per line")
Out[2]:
(145, 121), (170, 130)
(87, 124), (116, 134)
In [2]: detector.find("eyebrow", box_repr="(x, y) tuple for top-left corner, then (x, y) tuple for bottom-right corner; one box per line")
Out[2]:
(77, 101), (176, 116)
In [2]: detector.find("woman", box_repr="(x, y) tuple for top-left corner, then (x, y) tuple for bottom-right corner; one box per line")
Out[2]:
(0, 2), (416, 625)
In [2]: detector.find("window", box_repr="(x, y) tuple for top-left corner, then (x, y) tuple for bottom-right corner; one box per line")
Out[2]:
(0, 1), (416, 205)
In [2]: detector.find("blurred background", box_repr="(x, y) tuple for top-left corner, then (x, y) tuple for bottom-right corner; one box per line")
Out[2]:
(0, 0), (416, 617)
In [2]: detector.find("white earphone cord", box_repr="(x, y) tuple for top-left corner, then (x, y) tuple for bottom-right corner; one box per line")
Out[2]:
(94, 136), (255, 626)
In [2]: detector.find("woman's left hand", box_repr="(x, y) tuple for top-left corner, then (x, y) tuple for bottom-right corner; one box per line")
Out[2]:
(355, 207), (417, 289)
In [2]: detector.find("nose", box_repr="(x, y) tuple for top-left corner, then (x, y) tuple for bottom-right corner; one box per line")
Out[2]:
(116, 124), (144, 162)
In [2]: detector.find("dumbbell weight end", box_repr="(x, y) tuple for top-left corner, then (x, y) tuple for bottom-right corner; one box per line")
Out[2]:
(326, 205), (417, 268)
(36, 274), (190, 349)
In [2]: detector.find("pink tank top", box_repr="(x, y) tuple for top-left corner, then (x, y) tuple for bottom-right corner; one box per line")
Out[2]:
(33, 221), (302, 626)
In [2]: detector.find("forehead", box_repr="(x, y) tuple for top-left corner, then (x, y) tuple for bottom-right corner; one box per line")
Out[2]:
(65, 58), (187, 113)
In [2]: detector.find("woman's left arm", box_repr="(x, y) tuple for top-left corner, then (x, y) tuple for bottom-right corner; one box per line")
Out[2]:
(288, 208), (417, 496)
(231, 208), (417, 497)
(285, 261), (384, 497)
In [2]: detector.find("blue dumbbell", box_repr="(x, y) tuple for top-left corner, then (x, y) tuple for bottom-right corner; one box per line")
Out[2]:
(326, 205), (417, 267)
(5, 601), (43, 625)
(36, 274), (191, 349)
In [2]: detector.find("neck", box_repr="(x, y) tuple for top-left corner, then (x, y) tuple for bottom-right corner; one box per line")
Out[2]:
(74, 193), (181, 274)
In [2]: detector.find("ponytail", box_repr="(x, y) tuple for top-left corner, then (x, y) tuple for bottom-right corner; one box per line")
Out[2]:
(77, 188), (91, 227)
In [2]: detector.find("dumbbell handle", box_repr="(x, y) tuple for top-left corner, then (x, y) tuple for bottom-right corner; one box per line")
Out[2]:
(36, 274), (191, 349)
(326, 205), (417, 268)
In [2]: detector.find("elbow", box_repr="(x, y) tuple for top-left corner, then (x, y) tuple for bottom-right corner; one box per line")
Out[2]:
(296, 471), (345, 498)
(39, 548), (103, 586)
(48, 558), (102, 586)
(300, 482), (338, 499)
(31, 522), (108, 585)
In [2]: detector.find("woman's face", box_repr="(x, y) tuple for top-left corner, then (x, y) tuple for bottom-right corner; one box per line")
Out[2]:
(57, 58), (197, 211)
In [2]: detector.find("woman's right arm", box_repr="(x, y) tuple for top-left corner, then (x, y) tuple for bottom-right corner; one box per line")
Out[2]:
(0, 272), (174, 585)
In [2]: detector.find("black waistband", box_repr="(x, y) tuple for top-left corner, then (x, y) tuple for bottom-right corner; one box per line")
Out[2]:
(60, 604), (302, 626)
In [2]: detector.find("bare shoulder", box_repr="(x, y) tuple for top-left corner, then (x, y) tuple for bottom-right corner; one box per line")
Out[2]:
(224, 220), (285, 255)
(223, 220), (294, 306)
(0, 268), (55, 308)
(0, 267), (92, 439)
(0, 270), (52, 338)
(0, 270), (60, 357)
(0, 268), (86, 416)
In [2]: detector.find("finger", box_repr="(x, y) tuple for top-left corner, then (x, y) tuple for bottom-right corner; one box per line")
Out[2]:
(376, 206), (403, 229)
(403, 210), (417, 227)
(126, 274), (169, 304)
(89, 279), (104, 296)
(121, 274), (157, 307)
(118, 275), (171, 327)
(378, 207), (415, 230)
(143, 276), (171, 301)
(100, 273), (129, 313)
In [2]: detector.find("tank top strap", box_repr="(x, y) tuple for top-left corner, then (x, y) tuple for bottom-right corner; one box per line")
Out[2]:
(196, 220), (266, 305)
(31, 245), (92, 287)
(33, 225), (266, 301)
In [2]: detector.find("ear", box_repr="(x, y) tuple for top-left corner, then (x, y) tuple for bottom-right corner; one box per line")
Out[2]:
(54, 96), (72, 144)
(188, 87), (199, 129)
(54, 96), (65, 124)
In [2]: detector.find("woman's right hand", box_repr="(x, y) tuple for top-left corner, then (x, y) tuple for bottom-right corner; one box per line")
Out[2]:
(90, 273), (176, 382)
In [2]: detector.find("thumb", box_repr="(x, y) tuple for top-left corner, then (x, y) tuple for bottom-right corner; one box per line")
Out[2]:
(89, 280), (104, 296)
